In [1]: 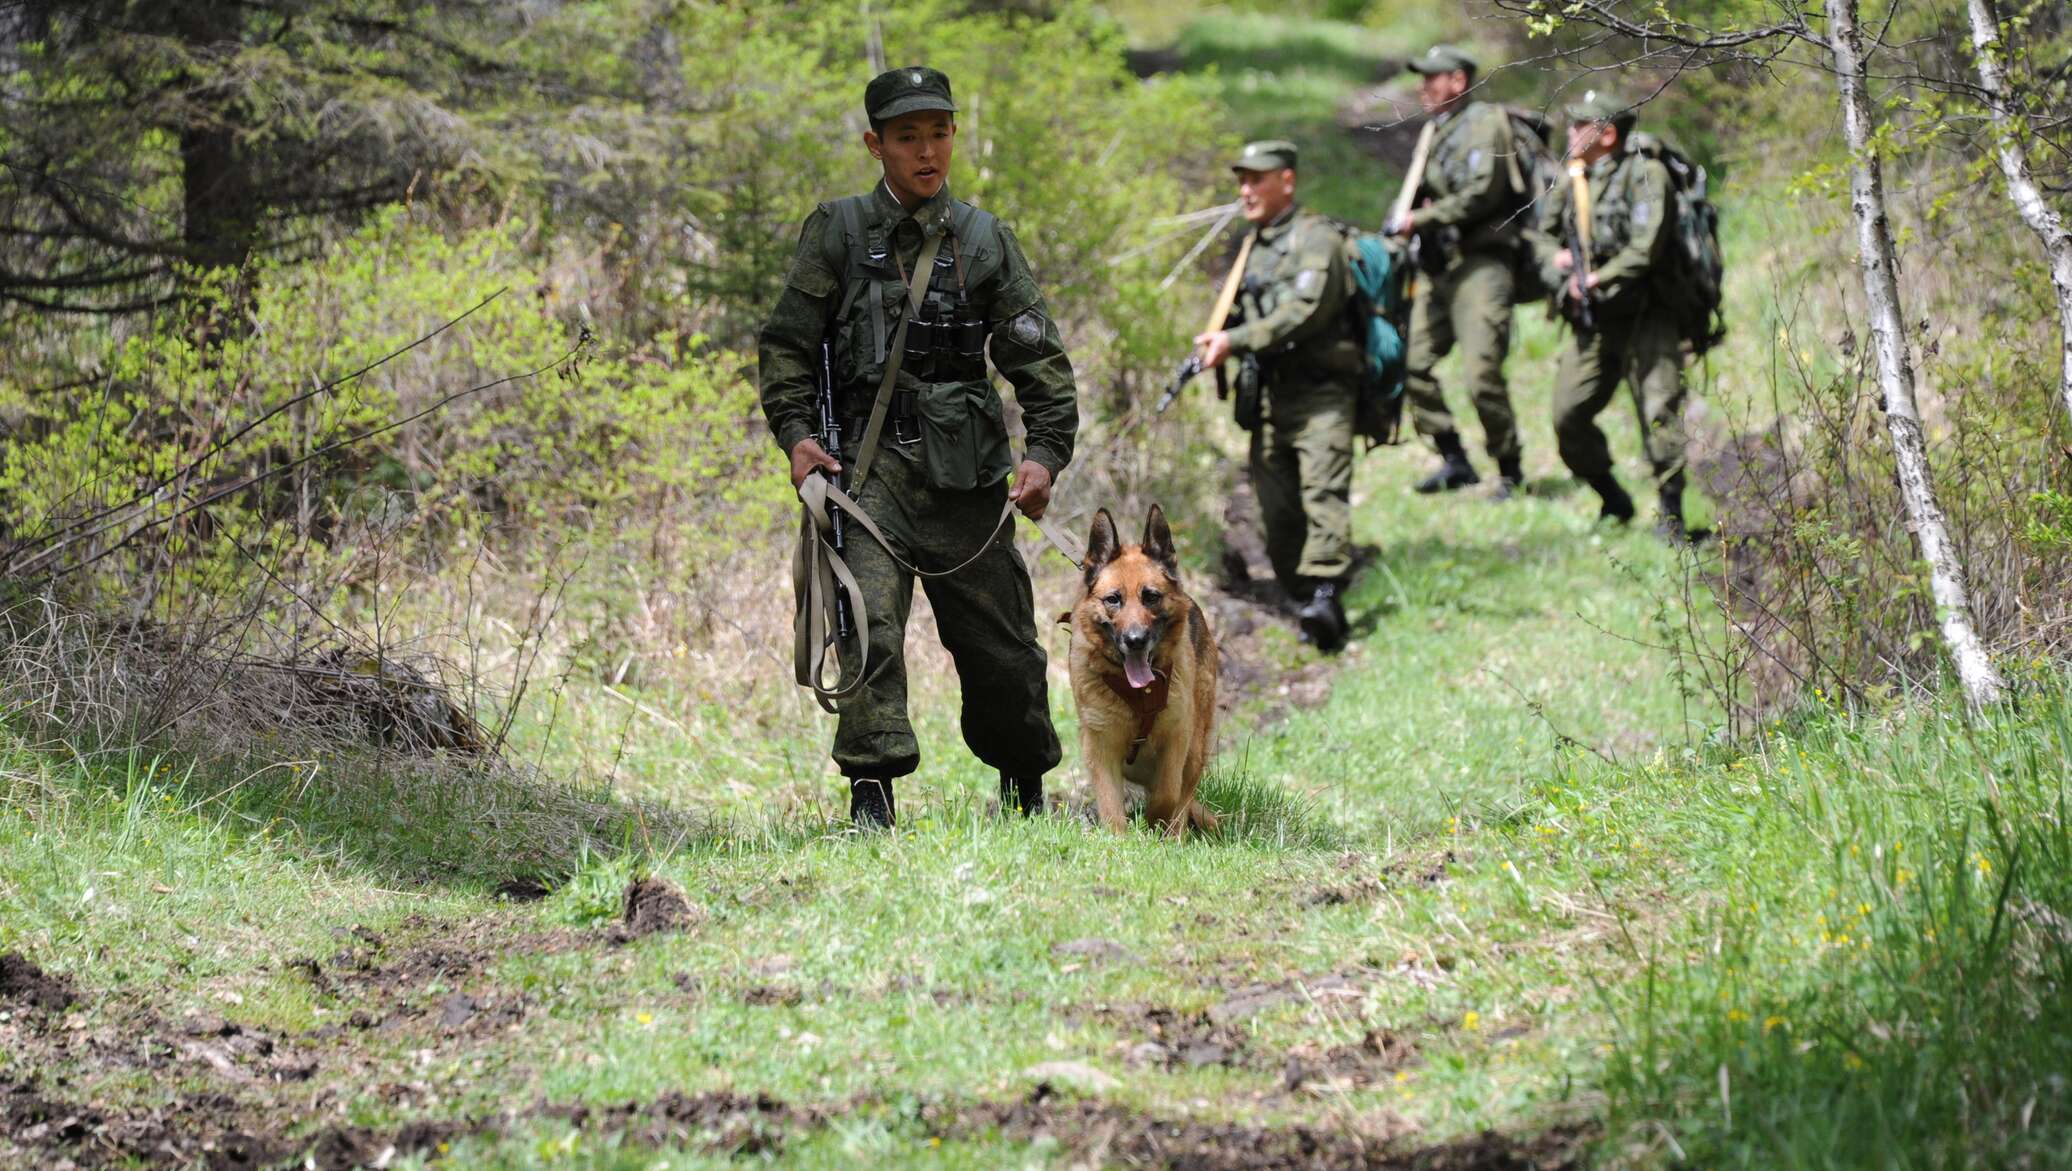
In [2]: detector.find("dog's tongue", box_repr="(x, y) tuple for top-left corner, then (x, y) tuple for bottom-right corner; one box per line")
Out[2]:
(1123, 651), (1155, 690)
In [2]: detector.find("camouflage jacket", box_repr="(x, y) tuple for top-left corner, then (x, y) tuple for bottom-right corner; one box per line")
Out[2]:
(1225, 205), (1361, 381)
(1416, 100), (1521, 247)
(756, 181), (1078, 480)
(1526, 144), (1672, 313)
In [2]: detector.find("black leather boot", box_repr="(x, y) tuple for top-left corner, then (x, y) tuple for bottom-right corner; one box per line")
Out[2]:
(999, 774), (1044, 817)
(849, 777), (896, 829)
(1414, 432), (1480, 494)
(1491, 456), (1525, 501)
(1588, 473), (1635, 524)
(1655, 485), (1688, 545)
(1297, 579), (1348, 652)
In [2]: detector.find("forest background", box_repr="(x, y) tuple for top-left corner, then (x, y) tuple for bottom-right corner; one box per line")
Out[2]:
(3, 0), (2071, 1168)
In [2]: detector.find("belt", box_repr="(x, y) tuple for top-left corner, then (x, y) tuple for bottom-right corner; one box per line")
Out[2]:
(841, 412), (918, 446)
(838, 388), (916, 420)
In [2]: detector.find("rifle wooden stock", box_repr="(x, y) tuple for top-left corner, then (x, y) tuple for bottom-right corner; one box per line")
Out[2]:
(1568, 159), (1594, 256)
(1205, 229), (1256, 334)
(1171, 228), (1257, 400)
(1387, 121), (1437, 228)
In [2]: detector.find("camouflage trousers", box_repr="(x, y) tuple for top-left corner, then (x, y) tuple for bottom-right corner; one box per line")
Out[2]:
(1251, 377), (1356, 592)
(1405, 248), (1520, 464)
(1551, 309), (1688, 490)
(830, 444), (1061, 781)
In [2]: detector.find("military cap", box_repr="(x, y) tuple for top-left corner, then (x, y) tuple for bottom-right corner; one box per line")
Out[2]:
(1230, 139), (1298, 173)
(1564, 89), (1636, 129)
(1405, 44), (1478, 76)
(866, 66), (957, 123)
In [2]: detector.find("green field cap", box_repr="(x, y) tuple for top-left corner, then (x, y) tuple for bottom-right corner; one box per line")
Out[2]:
(1406, 44), (1478, 76)
(1231, 139), (1299, 173)
(866, 66), (957, 122)
(1564, 89), (1634, 127)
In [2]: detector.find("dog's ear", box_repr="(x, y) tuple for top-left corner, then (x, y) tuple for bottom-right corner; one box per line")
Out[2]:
(1083, 509), (1120, 587)
(1142, 503), (1179, 578)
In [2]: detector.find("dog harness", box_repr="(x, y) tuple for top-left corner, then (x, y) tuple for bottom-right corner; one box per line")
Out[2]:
(1100, 669), (1171, 765)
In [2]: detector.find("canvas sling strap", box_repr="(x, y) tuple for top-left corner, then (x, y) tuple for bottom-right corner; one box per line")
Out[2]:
(793, 225), (1083, 712)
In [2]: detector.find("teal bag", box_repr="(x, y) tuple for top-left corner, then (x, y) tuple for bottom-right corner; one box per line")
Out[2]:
(1342, 229), (1407, 446)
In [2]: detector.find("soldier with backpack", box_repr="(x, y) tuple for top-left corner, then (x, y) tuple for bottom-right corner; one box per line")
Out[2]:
(1193, 140), (1362, 651)
(1526, 90), (1716, 543)
(1388, 44), (1533, 500)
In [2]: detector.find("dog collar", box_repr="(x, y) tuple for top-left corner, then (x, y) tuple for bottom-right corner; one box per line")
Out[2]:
(1101, 669), (1170, 765)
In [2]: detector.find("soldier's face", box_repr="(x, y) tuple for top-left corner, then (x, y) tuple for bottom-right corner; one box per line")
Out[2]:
(1418, 69), (1469, 113)
(1236, 167), (1295, 225)
(866, 112), (956, 206)
(1568, 120), (1618, 163)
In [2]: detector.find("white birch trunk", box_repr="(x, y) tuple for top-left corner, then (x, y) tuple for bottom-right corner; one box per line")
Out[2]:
(1965, 0), (2072, 431)
(1826, 0), (2007, 709)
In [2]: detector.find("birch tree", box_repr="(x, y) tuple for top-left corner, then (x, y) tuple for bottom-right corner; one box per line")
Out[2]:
(1963, 0), (2072, 431)
(1824, 0), (2005, 708)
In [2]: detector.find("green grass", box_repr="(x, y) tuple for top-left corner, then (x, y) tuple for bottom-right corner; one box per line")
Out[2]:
(1155, 10), (1436, 224)
(6, 12), (2071, 1168)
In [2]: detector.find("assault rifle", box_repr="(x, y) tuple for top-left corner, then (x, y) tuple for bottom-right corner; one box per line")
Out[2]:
(1563, 159), (1596, 332)
(1157, 354), (1204, 413)
(815, 338), (853, 643)
(1159, 226), (1258, 413)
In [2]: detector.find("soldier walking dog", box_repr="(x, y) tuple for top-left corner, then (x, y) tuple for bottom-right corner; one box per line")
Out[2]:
(758, 66), (1079, 828)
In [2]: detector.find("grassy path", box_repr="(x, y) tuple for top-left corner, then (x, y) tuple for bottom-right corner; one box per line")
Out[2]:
(10, 11), (2072, 1169)
(2, 321), (1737, 1168)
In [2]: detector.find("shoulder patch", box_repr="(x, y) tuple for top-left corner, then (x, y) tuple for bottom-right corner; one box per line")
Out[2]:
(1006, 310), (1043, 347)
(1294, 269), (1320, 296)
(1632, 202), (1652, 227)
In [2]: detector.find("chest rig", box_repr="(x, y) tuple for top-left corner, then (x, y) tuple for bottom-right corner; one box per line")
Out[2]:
(826, 195), (999, 440)
(1585, 156), (1640, 266)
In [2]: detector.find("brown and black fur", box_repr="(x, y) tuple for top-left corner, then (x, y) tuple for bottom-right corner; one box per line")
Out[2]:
(1068, 504), (1219, 837)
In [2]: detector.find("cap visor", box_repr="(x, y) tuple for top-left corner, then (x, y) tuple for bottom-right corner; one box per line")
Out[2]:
(871, 95), (958, 122)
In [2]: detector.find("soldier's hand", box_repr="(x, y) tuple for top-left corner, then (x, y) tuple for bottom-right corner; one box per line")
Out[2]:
(1008, 459), (1052, 520)
(1385, 211), (1414, 238)
(789, 437), (841, 491)
(1193, 330), (1233, 369)
(1553, 248), (1574, 273)
(1566, 274), (1585, 305)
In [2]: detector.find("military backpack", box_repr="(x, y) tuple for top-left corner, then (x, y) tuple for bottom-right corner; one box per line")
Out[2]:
(1501, 107), (1564, 231)
(1338, 225), (1409, 447)
(1629, 133), (1727, 354)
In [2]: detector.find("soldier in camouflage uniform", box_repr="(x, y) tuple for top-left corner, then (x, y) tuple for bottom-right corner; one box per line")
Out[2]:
(757, 67), (1079, 828)
(1525, 91), (1690, 542)
(1387, 44), (1527, 499)
(1195, 140), (1360, 652)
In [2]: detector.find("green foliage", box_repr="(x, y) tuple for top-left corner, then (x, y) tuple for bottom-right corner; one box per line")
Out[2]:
(1594, 685), (2072, 1166)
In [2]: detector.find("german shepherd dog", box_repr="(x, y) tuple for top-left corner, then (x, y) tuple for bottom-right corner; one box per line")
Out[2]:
(1069, 505), (1219, 837)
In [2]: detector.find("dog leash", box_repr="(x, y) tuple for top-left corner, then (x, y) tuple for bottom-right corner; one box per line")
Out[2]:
(795, 473), (1084, 712)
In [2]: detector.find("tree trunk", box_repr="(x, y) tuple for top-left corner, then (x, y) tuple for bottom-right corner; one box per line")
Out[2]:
(1825, 0), (2007, 709)
(170, 0), (256, 273)
(1965, 0), (2072, 432)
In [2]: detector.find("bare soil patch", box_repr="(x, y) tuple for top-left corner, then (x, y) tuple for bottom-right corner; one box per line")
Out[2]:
(1093, 1002), (1255, 1072)
(933, 1085), (1591, 1170)
(0, 952), (76, 1014)
(611, 876), (705, 943)
(1283, 1028), (1422, 1092)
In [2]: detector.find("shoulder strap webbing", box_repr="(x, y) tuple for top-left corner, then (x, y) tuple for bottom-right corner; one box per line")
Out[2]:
(848, 228), (944, 492)
(826, 197), (870, 330)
